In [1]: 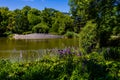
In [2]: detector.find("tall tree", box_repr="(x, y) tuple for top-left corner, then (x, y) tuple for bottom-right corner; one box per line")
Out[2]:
(28, 8), (41, 29)
(0, 7), (9, 36)
(69, 0), (93, 32)
(69, 0), (120, 50)
(41, 8), (59, 28)
(22, 6), (31, 16)
(14, 8), (29, 33)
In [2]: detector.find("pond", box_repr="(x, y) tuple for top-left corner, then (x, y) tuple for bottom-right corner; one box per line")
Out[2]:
(0, 38), (79, 61)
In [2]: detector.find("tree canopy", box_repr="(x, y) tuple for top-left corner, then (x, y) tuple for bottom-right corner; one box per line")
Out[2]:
(0, 1), (119, 47)
(0, 6), (74, 36)
(69, 0), (120, 48)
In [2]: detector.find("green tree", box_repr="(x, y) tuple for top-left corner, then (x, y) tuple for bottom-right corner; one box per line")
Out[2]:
(41, 8), (59, 28)
(0, 7), (9, 36)
(51, 12), (74, 34)
(51, 12), (65, 34)
(95, 0), (120, 46)
(32, 23), (49, 33)
(79, 20), (98, 53)
(28, 8), (41, 29)
(69, 0), (93, 32)
(5, 11), (16, 35)
(21, 6), (31, 16)
(69, 0), (120, 48)
(14, 9), (29, 34)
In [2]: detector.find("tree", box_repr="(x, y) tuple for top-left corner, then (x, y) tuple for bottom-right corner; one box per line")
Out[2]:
(32, 23), (49, 33)
(69, 0), (120, 48)
(41, 8), (59, 28)
(51, 12), (64, 34)
(0, 7), (9, 36)
(69, 0), (93, 32)
(14, 9), (29, 34)
(28, 8), (41, 29)
(95, 0), (120, 46)
(6, 11), (16, 35)
(22, 6), (31, 16)
(79, 20), (98, 53)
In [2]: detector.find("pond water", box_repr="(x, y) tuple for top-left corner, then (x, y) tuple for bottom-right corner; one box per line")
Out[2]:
(0, 38), (79, 61)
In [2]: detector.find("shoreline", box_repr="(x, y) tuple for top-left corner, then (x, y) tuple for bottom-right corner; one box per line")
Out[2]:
(13, 33), (63, 39)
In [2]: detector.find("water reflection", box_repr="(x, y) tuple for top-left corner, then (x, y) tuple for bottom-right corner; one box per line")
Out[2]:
(0, 38), (79, 61)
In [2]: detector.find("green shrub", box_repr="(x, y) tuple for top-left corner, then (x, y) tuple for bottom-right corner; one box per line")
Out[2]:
(109, 36), (120, 46)
(32, 23), (49, 33)
(0, 50), (120, 80)
(22, 31), (32, 35)
(103, 47), (120, 61)
(79, 20), (98, 54)
(64, 31), (79, 38)
(3, 31), (12, 36)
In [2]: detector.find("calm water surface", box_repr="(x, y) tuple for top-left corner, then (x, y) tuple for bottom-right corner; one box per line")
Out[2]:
(0, 38), (79, 61)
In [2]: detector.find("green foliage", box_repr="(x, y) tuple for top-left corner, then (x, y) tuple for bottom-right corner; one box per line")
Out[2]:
(22, 31), (32, 35)
(3, 31), (12, 36)
(50, 12), (65, 34)
(64, 31), (78, 38)
(41, 8), (58, 28)
(28, 8), (41, 27)
(109, 36), (120, 46)
(50, 12), (75, 35)
(32, 23), (49, 33)
(0, 50), (120, 80)
(69, 0), (120, 47)
(0, 7), (9, 36)
(0, 6), (75, 36)
(112, 27), (120, 35)
(13, 10), (29, 34)
(79, 20), (98, 54)
(103, 47), (120, 61)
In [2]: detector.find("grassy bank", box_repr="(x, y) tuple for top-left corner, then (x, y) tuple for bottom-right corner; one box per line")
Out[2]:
(0, 48), (120, 80)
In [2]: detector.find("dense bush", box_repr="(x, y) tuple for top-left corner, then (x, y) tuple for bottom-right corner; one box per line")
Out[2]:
(32, 23), (49, 33)
(79, 20), (98, 54)
(0, 48), (120, 80)
(102, 47), (120, 61)
(64, 31), (79, 38)
(108, 36), (120, 46)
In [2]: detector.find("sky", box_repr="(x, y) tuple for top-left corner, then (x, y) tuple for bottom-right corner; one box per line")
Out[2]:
(0, 0), (70, 12)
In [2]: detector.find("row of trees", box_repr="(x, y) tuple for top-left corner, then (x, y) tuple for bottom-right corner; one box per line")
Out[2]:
(69, 0), (120, 49)
(0, 6), (77, 36)
(0, 0), (120, 46)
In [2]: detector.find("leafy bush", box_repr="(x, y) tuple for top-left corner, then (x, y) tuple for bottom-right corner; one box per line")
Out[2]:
(79, 20), (98, 54)
(3, 31), (12, 36)
(64, 31), (79, 38)
(103, 47), (120, 61)
(112, 26), (120, 36)
(32, 23), (49, 33)
(0, 48), (120, 80)
(22, 31), (32, 35)
(109, 36), (120, 46)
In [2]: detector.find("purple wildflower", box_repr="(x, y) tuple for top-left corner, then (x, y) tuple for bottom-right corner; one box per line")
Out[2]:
(62, 50), (66, 54)
(66, 48), (71, 54)
(58, 50), (63, 55)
